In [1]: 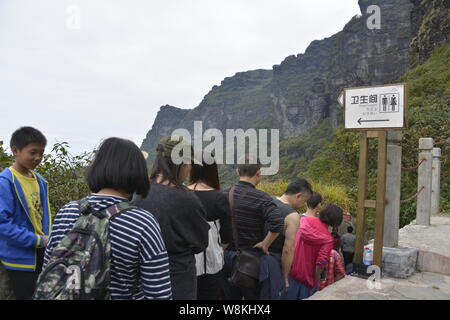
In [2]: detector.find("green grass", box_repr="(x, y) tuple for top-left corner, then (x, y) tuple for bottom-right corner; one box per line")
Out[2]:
(257, 179), (356, 214)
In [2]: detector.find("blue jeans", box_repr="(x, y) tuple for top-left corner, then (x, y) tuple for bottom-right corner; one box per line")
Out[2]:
(286, 277), (318, 300)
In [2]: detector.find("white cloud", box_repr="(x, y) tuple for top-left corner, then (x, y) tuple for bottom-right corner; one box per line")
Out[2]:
(0, 0), (360, 154)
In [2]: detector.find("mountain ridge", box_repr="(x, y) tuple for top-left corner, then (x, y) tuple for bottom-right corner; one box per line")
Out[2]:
(141, 0), (414, 160)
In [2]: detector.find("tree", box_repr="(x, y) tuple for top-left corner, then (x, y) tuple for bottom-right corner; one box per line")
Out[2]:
(37, 142), (94, 217)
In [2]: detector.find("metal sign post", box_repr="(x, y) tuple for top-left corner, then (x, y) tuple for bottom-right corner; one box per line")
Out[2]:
(340, 83), (408, 271)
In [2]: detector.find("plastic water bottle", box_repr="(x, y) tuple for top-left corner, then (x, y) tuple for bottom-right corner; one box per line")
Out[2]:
(363, 247), (373, 266)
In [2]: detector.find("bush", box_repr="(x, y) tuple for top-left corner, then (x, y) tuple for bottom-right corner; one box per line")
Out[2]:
(0, 141), (93, 219)
(37, 142), (93, 217)
(257, 179), (356, 215)
(0, 141), (13, 171)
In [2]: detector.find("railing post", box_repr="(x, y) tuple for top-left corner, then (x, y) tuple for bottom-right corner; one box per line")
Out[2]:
(373, 131), (388, 268)
(431, 148), (441, 216)
(416, 138), (434, 225)
(384, 131), (402, 248)
(354, 131), (369, 265)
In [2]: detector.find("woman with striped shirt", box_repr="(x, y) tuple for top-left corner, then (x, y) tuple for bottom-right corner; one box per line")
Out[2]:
(42, 137), (172, 299)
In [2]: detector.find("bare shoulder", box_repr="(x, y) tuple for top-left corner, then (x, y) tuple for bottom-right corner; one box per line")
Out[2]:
(285, 212), (300, 226)
(285, 211), (299, 221)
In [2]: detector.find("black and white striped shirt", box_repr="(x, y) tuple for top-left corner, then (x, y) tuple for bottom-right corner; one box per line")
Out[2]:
(43, 194), (172, 300)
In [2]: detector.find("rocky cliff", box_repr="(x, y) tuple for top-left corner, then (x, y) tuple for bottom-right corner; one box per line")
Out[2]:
(141, 0), (414, 158)
(410, 0), (450, 66)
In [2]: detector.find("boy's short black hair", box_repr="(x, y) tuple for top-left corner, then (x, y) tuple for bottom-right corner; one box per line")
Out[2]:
(237, 155), (261, 178)
(319, 204), (343, 228)
(86, 137), (150, 197)
(347, 226), (354, 233)
(285, 178), (312, 196)
(10, 127), (47, 150)
(307, 192), (323, 209)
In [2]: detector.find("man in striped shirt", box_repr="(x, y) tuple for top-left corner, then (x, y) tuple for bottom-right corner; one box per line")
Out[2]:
(225, 178), (283, 252)
(221, 155), (284, 299)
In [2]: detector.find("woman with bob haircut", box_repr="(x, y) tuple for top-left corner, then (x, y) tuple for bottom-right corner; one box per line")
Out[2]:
(43, 137), (172, 299)
(133, 136), (210, 300)
(287, 203), (343, 300)
(187, 154), (232, 300)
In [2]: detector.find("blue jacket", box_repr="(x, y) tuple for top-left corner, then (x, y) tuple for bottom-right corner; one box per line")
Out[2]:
(0, 168), (51, 271)
(259, 254), (284, 300)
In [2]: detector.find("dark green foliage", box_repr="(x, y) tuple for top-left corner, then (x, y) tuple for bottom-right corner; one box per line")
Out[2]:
(38, 142), (94, 216)
(0, 141), (13, 171)
(277, 119), (335, 180)
(399, 44), (450, 224)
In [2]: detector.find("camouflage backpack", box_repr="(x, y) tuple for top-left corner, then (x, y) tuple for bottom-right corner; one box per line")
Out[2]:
(33, 198), (136, 300)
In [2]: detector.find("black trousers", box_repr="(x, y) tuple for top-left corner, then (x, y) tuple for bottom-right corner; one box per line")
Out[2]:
(343, 251), (354, 267)
(197, 271), (222, 300)
(6, 248), (44, 300)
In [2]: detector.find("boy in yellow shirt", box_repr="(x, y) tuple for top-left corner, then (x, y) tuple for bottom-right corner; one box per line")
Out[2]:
(0, 127), (51, 299)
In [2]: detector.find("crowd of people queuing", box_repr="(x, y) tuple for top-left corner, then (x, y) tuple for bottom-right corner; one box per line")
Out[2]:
(0, 126), (354, 300)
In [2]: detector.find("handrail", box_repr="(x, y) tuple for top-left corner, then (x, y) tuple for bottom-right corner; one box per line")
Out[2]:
(400, 186), (425, 204)
(402, 158), (426, 172)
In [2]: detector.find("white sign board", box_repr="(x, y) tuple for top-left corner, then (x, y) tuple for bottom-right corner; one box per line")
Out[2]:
(343, 84), (407, 130)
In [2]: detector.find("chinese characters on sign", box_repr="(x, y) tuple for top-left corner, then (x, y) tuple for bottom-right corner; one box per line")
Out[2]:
(342, 84), (406, 130)
(351, 94), (378, 105)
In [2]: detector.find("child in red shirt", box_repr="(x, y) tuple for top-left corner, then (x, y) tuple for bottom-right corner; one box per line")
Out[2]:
(319, 231), (346, 291)
(287, 204), (343, 300)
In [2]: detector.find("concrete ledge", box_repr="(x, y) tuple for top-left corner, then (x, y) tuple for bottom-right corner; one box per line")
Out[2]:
(417, 250), (450, 275)
(398, 215), (450, 276)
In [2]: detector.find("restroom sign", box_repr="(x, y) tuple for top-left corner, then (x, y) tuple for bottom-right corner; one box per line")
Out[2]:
(339, 83), (408, 130)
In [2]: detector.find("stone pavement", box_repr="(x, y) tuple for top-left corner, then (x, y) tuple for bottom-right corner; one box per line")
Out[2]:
(308, 272), (450, 300)
(309, 214), (450, 300)
(398, 214), (450, 275)
(398, 215), (450, 257)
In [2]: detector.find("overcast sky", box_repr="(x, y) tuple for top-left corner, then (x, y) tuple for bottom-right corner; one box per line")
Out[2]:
(0, 0), (360, 155)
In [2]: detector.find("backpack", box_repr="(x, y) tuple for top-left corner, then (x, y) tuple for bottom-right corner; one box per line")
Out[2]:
(195, 219), (224, 276)
(33, 198), (136, 300)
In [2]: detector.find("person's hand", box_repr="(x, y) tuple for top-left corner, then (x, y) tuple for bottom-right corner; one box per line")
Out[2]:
(43, 235), (49, 247)
(284, 277), (290, 292)
(253, 241), (269, 255)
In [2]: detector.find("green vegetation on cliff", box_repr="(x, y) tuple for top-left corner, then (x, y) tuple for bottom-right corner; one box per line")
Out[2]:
(270, 44), (450, 230)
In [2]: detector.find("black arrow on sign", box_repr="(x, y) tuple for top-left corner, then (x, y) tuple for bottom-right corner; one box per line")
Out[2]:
(358, 118), (390, 125)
